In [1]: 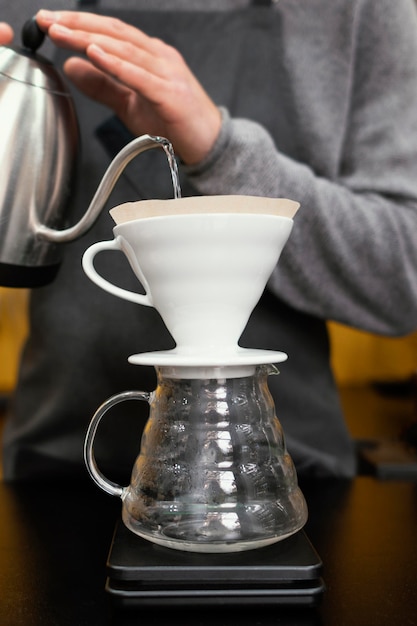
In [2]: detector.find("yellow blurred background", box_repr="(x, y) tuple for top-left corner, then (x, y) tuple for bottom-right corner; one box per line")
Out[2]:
(0, 288), (29, 394)
(0, 287), (417, 394)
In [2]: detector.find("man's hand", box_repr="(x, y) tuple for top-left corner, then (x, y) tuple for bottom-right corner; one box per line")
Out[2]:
(36, 10), (222, 165)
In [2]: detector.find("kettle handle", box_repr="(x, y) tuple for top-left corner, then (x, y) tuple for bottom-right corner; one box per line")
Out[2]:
(84, 390), (150, 498)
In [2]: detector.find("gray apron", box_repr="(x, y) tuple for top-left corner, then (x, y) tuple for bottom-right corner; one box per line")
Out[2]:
(3, 0), (356, 481)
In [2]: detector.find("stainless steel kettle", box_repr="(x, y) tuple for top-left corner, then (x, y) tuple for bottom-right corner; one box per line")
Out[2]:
(0, 19), (176, 287)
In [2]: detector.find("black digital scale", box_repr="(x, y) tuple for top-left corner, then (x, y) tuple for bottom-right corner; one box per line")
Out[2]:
(106, 521), (324, 608)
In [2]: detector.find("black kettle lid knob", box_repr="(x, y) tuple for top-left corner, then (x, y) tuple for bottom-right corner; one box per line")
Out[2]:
(21, 17), (45, 52)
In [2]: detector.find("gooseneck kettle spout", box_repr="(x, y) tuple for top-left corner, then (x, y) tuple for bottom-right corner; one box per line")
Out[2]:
(36, 134), (179, 244)
(0, 18), (178, 288)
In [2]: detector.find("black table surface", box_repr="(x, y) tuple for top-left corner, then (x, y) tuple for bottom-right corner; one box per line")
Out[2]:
(1, 474), (416, 626)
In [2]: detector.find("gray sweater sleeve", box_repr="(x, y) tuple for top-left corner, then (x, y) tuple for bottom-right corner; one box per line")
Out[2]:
(185, 0), (417, 337)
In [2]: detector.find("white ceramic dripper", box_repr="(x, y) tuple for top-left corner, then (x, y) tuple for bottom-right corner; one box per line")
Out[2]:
(82, 195), (299, 366)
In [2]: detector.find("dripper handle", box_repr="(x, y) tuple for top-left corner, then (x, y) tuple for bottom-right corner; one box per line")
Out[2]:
(82, 237), (154, 306)
(84, 390), (150, 497)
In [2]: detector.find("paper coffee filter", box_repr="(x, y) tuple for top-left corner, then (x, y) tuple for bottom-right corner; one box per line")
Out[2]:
(110, 195), (300, 224)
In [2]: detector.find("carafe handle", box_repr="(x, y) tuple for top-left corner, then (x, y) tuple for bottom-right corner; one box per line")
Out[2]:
(82, 238), (153, 306)
(84, 390), (150, 497)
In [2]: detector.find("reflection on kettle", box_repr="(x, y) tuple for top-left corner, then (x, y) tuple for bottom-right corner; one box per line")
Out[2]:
(0, 18), (178, 288)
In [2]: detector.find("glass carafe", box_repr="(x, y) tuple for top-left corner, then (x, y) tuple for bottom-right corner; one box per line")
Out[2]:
(84, 364), (308, 553)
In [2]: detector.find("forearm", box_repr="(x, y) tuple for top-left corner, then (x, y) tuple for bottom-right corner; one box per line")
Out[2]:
(186, 109), (417, 336)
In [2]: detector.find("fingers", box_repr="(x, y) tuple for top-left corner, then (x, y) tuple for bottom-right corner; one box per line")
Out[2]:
(85, 43), (177, 107)
(36, 9), (174, 85)
(35, 10), (172, 113)
(36, 10), (160, 54)
(87, 38), (170, 86)
(0, 22), (14, 45)
(63, 56), (132, 111)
